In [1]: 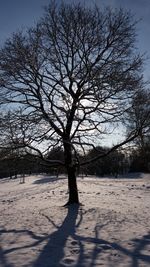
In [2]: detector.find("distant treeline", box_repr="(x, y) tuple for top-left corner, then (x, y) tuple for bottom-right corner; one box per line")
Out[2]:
(0, 143), (150, 179)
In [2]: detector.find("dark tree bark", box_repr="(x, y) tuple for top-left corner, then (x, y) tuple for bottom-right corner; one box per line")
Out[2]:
(66, 165), (79, 205)
(64, 140), (79, 205)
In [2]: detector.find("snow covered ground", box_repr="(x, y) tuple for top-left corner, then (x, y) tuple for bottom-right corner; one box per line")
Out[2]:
(0, 173), (150, 267)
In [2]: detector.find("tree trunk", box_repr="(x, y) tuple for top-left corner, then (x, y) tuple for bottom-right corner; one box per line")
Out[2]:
(63, 140), (79, 205)
(66, 165), (79, 205)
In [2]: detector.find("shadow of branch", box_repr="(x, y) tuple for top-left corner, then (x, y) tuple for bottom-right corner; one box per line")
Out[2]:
(0, 209), (150, 267)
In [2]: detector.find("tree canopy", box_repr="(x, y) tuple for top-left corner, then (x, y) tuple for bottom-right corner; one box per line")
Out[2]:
(0, 2), (147, 204)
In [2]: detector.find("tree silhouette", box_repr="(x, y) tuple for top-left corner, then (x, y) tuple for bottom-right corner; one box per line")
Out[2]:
(0, 2), (146, 204)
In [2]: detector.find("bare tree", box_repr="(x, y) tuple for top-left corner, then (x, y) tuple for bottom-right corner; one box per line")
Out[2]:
(126, 89), (150, 148)
(0, 2), (146, 204)
(126, 89), (150, 172)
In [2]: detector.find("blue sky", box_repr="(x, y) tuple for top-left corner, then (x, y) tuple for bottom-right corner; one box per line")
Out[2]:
(0, 0), (150, 79)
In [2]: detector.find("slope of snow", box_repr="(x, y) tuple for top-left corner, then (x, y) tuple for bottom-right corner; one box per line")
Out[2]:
(0, 173), (150, 267)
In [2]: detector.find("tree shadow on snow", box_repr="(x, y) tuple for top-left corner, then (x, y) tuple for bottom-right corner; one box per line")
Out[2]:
(34, 214), (150, 267)
(33, 204), (81, 267)
(117, 172), (144, 179)
(0, 245), (13, 267)
(0, 208), (150, 267)
(33, 176), (66, 184)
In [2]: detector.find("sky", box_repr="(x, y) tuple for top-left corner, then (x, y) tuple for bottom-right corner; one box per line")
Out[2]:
(0, 0), (149, 148)
(0, 0), (150, 79)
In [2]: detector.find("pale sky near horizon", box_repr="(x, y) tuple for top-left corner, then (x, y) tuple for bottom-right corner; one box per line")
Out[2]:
(0, 0), (150, 79)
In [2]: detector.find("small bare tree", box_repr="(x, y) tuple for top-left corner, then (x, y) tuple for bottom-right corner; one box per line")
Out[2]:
(126, 89), (150, 171)
(126, 89), (150, 148)
(0, 2), (146, 204)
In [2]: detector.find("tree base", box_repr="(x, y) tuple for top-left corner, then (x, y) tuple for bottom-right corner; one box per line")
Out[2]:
(63, 201), (83, 207)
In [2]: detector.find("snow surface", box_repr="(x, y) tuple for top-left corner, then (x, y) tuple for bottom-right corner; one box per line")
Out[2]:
(0, 173), (150, 267)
